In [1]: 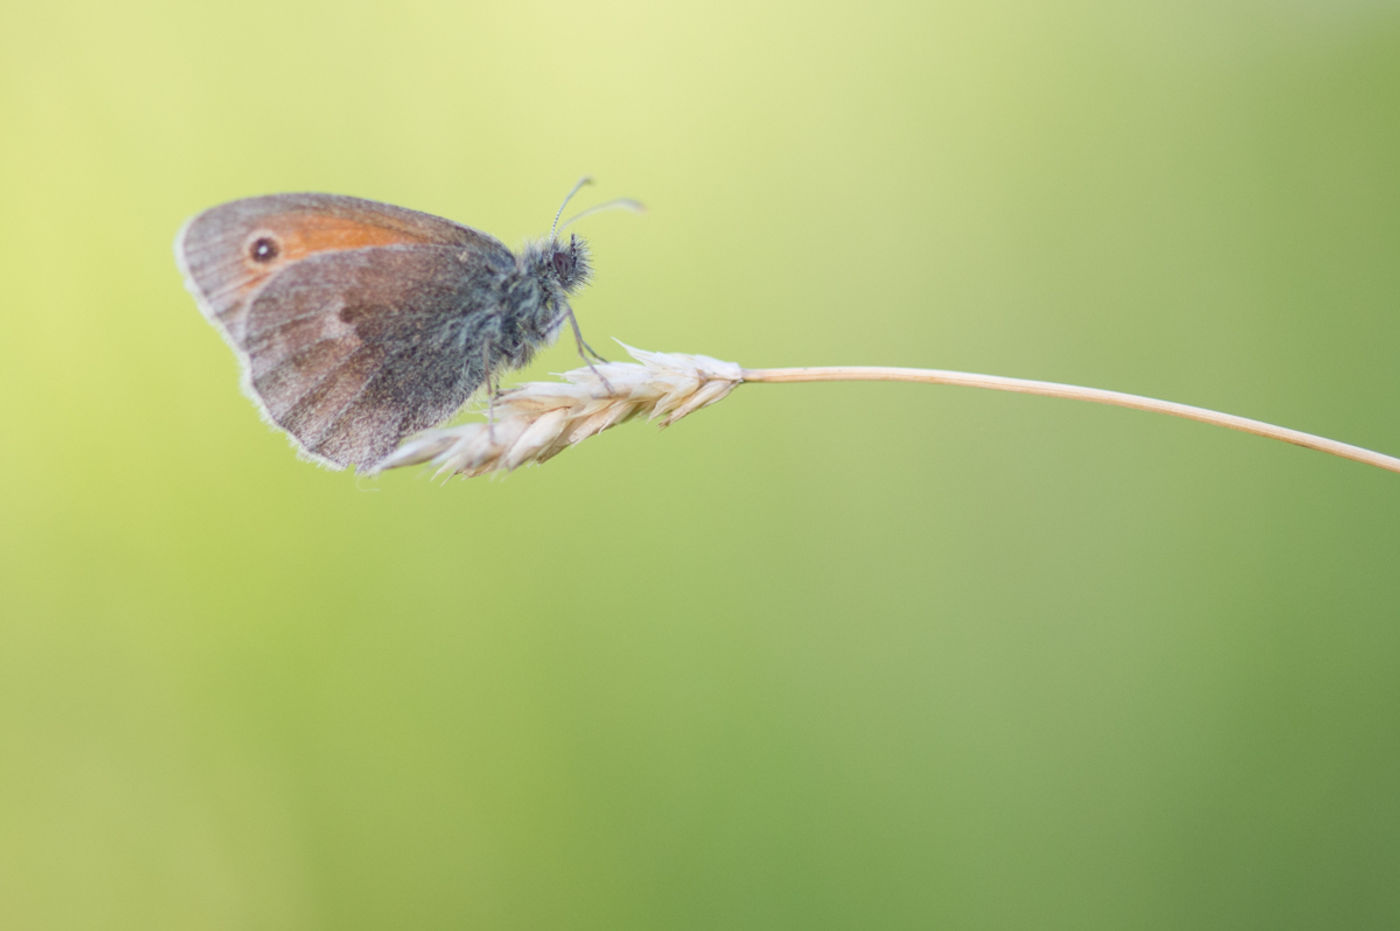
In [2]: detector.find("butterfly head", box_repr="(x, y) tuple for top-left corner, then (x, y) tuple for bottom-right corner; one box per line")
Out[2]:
(538, 233), (592, 295)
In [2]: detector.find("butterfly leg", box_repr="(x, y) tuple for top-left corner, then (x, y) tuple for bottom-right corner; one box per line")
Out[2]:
(482, 340), (501, 440)
(562, 306), (613, 392)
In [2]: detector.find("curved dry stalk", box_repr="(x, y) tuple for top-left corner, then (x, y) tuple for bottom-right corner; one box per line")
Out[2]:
(374, 345), (1400, 477)
(740, 366), (1400, 475)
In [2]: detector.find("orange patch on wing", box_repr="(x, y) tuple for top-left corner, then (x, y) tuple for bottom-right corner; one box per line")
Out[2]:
(224, 212), (444, 304)
(270, 212), (440, 258)
(245, 212), (440, 272)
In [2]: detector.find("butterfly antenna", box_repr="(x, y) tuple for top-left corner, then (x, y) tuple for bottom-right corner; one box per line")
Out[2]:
(552, 176), (595, 234)
(559, 198), (646, 232)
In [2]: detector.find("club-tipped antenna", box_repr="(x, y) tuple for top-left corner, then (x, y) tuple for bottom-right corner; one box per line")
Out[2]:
(559, 198), (646, 232)
(552, 176), (595, 234)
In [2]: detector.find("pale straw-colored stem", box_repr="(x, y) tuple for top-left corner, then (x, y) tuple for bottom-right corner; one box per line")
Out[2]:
(376, 346), (1400, 477)
(742, 365), (1400, 475)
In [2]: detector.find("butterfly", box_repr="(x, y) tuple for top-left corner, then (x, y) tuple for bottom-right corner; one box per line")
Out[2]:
(175, 180), (638, 470)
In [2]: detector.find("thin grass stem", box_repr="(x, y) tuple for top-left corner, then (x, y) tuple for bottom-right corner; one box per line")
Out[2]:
(741, 365), (1400, 475)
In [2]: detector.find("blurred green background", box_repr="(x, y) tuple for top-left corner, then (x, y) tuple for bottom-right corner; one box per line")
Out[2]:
(4, 0), (1400, 927)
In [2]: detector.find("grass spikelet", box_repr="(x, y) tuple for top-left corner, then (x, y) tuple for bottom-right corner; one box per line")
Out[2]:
(374, 344), (744, 477)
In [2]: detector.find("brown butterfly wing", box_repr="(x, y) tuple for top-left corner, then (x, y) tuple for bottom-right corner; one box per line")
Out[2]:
(238, 244), (513, 468)
(175, 193), (516, 469)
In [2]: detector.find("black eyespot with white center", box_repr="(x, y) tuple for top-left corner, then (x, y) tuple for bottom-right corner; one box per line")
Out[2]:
(249, 236), (279, 262)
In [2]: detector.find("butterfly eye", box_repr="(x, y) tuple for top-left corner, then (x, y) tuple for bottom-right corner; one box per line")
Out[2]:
(552, 251), (571, 278)
(249, 236), (280, 263)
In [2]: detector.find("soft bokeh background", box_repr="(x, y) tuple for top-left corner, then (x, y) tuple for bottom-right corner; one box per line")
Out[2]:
(4, 0), (1400, 927)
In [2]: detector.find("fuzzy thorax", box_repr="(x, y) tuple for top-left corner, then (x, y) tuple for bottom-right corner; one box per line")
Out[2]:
(483, 233), (595, 370)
